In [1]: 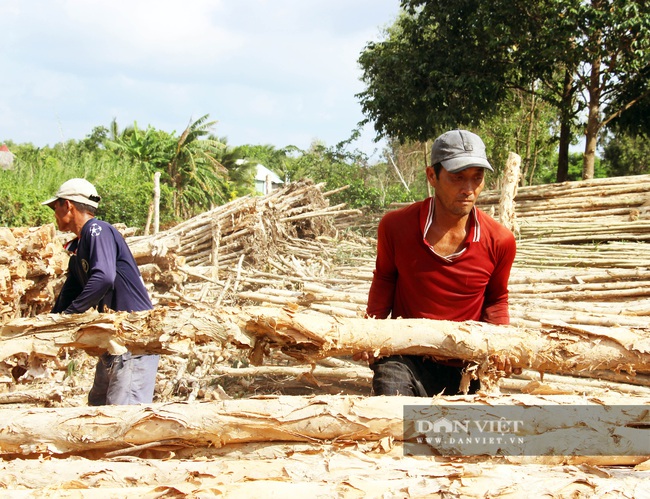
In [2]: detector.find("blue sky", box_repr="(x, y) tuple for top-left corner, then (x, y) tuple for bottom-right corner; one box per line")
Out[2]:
(1, 0), (400, 160)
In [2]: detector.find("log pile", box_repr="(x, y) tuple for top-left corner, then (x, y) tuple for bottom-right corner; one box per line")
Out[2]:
(1, 394), (648, 461)
(127, 179), (352, 271)
(2, 175), (649, 363)
(1, 174), (650, 496)
(0, 224), (70, 323)
(477, 174), (650, 242)
(0, 441), (647, 497)
(1, 395), (648, 496)
(0, 180), (361, 321)
(3, 305), (649, 379)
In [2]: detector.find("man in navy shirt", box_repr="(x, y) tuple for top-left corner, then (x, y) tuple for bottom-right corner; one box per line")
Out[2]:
(42, 178), (159, 405)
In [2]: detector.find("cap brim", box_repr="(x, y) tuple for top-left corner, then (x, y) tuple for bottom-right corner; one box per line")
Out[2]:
(442, 157), (493, 173)
(41, 196), (58, 207)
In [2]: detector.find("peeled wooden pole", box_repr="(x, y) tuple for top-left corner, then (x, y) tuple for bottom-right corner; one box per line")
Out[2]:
(2, 306), (649, 378)
(242, 307), (650, 376)
(0, 394), (647, 460)
(498, 151), (521, 234)
(153, 171), (161, 235)
(2, 445), (648, 497)
(0, 306), (252, 360)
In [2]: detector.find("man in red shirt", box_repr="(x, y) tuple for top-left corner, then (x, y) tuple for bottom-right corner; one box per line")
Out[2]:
(363, 130), (517, 396)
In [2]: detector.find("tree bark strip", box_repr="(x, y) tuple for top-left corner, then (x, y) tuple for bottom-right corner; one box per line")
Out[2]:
(1, 444), (647, 497)
(0, 306), (252, 359)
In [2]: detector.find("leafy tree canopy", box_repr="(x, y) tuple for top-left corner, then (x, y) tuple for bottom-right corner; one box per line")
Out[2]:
(358, 0), (650, 181)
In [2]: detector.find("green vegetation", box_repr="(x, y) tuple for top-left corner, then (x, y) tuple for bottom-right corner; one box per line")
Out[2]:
(1, 110), (647, 232)
(64, 360), (78, 380)
(0, 116), (418, 230)
(2, 2), (649, 229)
(358, 0), (650, 181)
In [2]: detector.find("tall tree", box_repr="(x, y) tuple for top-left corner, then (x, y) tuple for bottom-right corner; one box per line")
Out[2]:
(108, 116), (228, 218)
(358, 0), (650, 181)
(571, 0), (650, 178)
(166, 115), (227, 217)
(358, 1), (571, 181)
(601, 130), (650, 176)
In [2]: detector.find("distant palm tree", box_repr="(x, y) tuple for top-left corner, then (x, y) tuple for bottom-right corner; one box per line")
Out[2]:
(107, 119), (174, 171)
(167, 115), (227, 217)
(107, 115), (229, 218)
(214, 136), (256, 198)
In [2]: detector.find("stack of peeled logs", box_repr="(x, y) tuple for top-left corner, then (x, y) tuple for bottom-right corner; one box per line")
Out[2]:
(0, 224), (70, 322)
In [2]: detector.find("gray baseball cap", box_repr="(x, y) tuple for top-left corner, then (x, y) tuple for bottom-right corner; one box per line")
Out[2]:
(431, 130), (493, 173)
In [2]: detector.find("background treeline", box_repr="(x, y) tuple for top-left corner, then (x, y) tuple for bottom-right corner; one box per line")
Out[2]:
(0, 115), (419, 230)
(2, 2), (649, 231)
(1, 110), (648, 231)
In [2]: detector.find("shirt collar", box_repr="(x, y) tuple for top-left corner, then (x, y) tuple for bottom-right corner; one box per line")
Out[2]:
(422, 197), (481, 243)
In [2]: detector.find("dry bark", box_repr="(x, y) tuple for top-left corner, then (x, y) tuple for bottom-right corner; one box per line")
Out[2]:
(240, 307), (650, 376)
(0, 393), (647, 460)
(0, 389), (63, 405)
(0, 306), (252, 359)
(0, 224), (70, 322)
(500, 370), (650, 397)
(1, 443), (647, 498)
(498, 151), (521, 234)
(210, 364), (372, 382)
(3, 306), (649, 380)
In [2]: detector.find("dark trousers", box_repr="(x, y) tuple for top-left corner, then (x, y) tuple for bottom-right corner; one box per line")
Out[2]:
(370, 355), (480, 396)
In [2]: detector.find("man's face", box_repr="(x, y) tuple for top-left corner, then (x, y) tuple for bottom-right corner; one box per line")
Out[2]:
(427, 166), (485, 217)
(52, 198), (73, 232)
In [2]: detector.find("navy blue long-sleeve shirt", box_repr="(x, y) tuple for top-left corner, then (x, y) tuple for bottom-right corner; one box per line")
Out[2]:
(52, 218), (152, 314)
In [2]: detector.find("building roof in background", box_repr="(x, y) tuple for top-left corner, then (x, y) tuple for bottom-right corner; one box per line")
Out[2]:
(254, 163), (283, 184)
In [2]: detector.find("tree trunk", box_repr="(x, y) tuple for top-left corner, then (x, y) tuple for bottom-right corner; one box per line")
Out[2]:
(242, 307), (650, 376)
(1, 445), (647, 496)
(583, 29), (602, 180)
(583, 94), (600, 179)
(521, 88), (536, 186)
(0, 394), (647, 460)
(0, 306), (253, 359)
(556, 68), (575, 183)
(3, 306), (649, 378)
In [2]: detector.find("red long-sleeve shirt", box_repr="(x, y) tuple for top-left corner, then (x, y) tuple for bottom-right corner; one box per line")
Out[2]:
(366, 198), (516, 325)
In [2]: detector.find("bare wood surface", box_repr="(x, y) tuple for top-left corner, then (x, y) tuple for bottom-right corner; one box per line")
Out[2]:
(0, 389), (63, 405)
(498, 151), (521, 234)
(500, 370), (650, 396)
(0, 394), (647, 459)
(3, 306), (649, 379)
(1, 443), (648, 497)
(0, 306), (252, 359)
(241, 307), (650, 375)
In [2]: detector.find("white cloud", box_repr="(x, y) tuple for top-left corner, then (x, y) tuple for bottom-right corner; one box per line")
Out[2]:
(0, 0), (398, 157)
